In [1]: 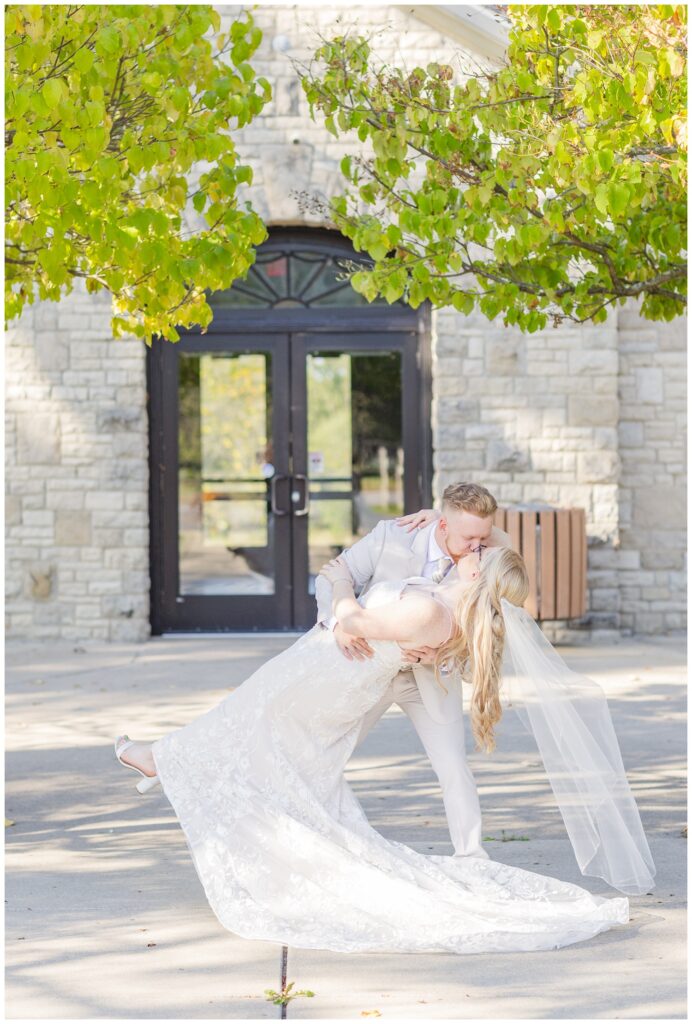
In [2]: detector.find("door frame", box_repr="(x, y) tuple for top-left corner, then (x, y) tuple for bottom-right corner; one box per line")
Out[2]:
(147, 237), (432, 634)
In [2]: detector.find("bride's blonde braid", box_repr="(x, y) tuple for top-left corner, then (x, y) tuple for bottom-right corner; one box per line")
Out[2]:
(465, 584), (505, 753)
(434, 547), (530, 753)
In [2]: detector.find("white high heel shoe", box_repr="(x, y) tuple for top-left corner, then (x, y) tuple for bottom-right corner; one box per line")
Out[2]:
(114, 735), (161, 794)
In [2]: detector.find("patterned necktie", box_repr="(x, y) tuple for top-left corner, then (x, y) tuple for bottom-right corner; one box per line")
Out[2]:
(432, 556), (453, 584)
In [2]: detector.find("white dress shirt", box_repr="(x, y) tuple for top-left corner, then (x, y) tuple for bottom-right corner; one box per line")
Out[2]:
(421, 527), (454, 580)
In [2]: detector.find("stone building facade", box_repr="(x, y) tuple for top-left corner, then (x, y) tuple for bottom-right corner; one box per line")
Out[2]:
(6, 286), (149, 642)
(5, 5), (686, 642)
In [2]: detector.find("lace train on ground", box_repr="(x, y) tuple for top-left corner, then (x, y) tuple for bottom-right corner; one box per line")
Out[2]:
(151, 581), (630, 954)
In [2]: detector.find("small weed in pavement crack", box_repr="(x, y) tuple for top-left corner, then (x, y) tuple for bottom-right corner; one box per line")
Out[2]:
(264, 981), (315, 1006)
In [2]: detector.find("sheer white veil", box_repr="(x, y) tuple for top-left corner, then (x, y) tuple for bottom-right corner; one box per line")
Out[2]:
(499, 597), (656, 896)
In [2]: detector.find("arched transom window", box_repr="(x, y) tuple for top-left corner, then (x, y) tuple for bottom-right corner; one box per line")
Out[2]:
(211, 232), (404, 309)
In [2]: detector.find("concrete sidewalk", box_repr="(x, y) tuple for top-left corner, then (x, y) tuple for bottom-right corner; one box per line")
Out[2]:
(5, 634), (687, 1019)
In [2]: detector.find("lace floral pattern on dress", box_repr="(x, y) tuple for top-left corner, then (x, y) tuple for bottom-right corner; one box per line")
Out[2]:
(151, 580), (630, 954)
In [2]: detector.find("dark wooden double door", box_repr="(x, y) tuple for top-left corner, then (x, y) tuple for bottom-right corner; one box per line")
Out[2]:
(148, 322), (430, 632)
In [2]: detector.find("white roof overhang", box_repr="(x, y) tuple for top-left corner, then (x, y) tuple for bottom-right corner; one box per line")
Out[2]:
(402, 4), (510, 63)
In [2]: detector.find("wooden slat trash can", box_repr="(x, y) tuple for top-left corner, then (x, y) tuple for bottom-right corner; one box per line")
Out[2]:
(493, 505), (587, 621)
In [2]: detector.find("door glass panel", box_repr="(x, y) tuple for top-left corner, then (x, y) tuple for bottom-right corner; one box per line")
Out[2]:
(178, 351), (275, 595)
(306, 351), (404, 594)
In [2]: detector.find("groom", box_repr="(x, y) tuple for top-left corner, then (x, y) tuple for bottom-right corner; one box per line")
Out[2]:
(314, 481), (513, 860)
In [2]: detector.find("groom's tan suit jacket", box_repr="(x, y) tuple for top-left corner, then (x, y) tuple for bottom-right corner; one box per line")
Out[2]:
(314, 519), (464, 725)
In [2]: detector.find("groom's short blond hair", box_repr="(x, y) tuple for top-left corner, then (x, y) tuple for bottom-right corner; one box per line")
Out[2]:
(441, 482), (498, 518)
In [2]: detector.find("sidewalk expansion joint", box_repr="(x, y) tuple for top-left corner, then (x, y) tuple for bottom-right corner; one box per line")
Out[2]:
(280, 945), (288, 1019)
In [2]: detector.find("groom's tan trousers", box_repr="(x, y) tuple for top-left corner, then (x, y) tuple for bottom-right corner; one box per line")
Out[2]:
(353, 668), (489, 860)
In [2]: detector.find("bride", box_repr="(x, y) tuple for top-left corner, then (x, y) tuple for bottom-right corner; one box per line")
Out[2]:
(114, 544), (653, 954)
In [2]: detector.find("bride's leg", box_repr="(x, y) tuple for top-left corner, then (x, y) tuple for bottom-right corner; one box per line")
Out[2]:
(116, 736), (157, 777)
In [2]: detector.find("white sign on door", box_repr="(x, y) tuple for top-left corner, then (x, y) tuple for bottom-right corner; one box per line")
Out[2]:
(309, 451), (324, 474)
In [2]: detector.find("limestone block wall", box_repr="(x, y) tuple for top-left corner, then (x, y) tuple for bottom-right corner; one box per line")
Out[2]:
(5, 282), (150, 641)
(215, 3), (486, 226)
(616, 298), (686, 635)
(432, 305), (623, 640)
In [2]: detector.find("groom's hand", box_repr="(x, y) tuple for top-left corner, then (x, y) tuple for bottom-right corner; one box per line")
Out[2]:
(333, 623), (375, 661)
(399, 644), (437, 666)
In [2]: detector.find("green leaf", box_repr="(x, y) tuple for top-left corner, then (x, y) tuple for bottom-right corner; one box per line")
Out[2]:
(41, 78), (65, 108)
(597, 149), (614, 173)
(382, 271), (405, 303)
(142, 71), (163, 92)
(174, 25), (193, 50)
(554, 141), (571, 165)
(662, 47), (684, 78)
(96, 25), (120, 55)
(515, 69), (534, 91)
(546, 9), (561, 32)
(350, 270), (379, 302)
(73, 47), (95, 74)
(607, 182), (630, 215)
(369, 241), (389, 261)
(451, 291), (475, 315)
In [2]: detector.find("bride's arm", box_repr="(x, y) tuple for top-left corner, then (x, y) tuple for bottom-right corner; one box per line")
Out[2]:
(330, 578), (451, 649)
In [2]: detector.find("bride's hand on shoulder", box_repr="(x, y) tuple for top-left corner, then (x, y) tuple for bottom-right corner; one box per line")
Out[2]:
(395, 508), (439, 532)
(318, 557), (353, 585)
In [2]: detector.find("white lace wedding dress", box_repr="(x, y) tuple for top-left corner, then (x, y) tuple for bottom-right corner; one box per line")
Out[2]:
(151, 579), (630, 954)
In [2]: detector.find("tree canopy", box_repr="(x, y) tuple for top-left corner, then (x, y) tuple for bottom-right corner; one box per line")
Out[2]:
(299, 4), (687, 332)
(5, 4), (270, 343)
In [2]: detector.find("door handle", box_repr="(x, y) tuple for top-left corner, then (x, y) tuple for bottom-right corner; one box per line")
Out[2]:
(292, 474), (309, 516)
(270, 474), (290, 516)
